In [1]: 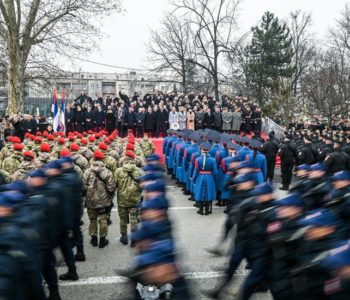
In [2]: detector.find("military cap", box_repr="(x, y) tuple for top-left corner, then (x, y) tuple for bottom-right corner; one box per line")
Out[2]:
(11, 136), (21, 143)
(94, 150), (105, 160)
(98, 142), (108, 151)
(227, 142), (238, 151)
(296, 164), (310, 171)
(13, 143), (24, 151)
(299, 209), (341, 228)
(141, 195), (168, 210)
(242, 137), (251, 144)
(331, 171), (350, 181)
(138, 172), (163, 182)
(142, 164), (165, 173)
(4, 181), (29, 194)
(88, 136), (96, 143)
(28, 169), (47, 178)
(212, 134), (221, 143)
(232, 173), (255, 184)
(276, 193), (305, 208)
(53, 132), (59, 137)
(250, 182), (273, 196)
(145, 154), (161, 163)
(58, 137), (66, 144)
(249, 140), (262, 149)
(58, 157), (73, 165)
(200, 142), (211, 151)
(135, 240), (175, 268)
(34, 137), (43, 143)
(36, 132), (42, 136)
(77, 133), (83, 139)
(70, 143), (80, 152)
(23, 151), (35, 159)
(40, 143), (51, 153)
(47, 135), (55, 141)
(68, 136), (75, 142)
(126, 150), (135, 159)
(322, 241), (350, 270)
(25, 133), (30, 138)
(44, 160), (62, 170)
(309, 163), (326, 172)
(126, 143), (135, 151)
(60, 149), (71, 157)
(104, 138), (111, 145)
(58, 132), (65, 137)
(233, 136), (242, 143)
(43, 131), (49, 137)
(0, 192), (24, 208)
(143, 179), (166, 193)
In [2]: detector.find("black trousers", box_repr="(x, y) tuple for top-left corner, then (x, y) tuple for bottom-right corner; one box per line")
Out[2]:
(156, 125), (166, 138)
(281, 163), (293, 186)
(266, 158), (276, 181)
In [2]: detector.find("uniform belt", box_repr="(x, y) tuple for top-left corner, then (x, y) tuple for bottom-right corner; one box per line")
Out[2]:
(226, 171), (233, 175)
(199, 171), (212, 174)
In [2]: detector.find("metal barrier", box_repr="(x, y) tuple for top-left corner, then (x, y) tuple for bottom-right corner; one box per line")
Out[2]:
(262, 117), (285, 140)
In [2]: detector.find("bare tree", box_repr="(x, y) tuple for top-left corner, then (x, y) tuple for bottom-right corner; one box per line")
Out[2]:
(147, 15), (194, 93)
(0, 0), (123, 114)
(171, 0), (242, 101)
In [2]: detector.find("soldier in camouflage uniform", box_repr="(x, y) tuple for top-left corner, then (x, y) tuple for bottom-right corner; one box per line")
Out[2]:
(114, 150), (144, 245)
(60, 149), (84, 179)
(98, 142), (118, 173)
(82, 150), (116, 248)
(139, 132), (155, 157)
(70, 143), (89, 172)
(52, 137), (67, 158)
(12, 151), (36, 181)
(34, 143), (53, 168)
(79, 138), (93, 161)
(2, 143), (23, 175)
(32, 136), (43, 155)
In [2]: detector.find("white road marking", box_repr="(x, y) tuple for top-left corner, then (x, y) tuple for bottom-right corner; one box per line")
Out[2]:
(107, 207), (223, 211)
(59, 271), (248, 286)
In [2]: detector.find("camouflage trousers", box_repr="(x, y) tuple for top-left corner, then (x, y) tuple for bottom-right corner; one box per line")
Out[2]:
(118, 206), (138, 235)
(87, 208), (108, 238)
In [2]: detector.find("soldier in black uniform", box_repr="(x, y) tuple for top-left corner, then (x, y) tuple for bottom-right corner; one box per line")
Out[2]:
(279, 136), (297, 191)
(297, 136), (319, 165)
(323, 139), (350, 175)
(261, 131), (279, 184)
(318, 136), (333, 162)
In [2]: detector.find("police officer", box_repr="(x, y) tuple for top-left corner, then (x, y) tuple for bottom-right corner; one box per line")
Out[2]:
(279, 136), (297, 191)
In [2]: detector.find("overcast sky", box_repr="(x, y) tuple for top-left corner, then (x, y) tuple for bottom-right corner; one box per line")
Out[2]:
(73, 0), (350, 73)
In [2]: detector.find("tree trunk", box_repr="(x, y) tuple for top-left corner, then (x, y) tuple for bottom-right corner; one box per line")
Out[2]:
(213, 73), (219, 101)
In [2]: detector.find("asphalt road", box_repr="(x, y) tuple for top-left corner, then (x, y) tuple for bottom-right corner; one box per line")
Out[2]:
(56, 171), (287, 300)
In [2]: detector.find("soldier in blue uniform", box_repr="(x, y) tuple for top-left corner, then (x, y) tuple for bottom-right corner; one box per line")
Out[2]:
(237, 137), (253, 161)
(177, 131), (193, 190)
(182, 133), (200, 195)
(214, 135), (229, 206)
(246, 140), (267, 184)
(192, 142), (218, 215)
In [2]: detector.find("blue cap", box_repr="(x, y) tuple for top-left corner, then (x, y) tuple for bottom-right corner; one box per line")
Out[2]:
(227, 143), (238, 151)
(299, 209), (341, 227)
(332, 171), (350, 181)
(234, 136), (242, 143)
(4, 181), (29, 194)
(250, 140), (262, 149)
(138, 172), (163, 182)
(321, 240), (350, 270)
(143, 179), (166, 193)
(145, 154), (161, 163)
(309, 163), (326, 172)
(250, 182), (273, 196)
(28, 169), (47, 178)
(141, 196), (169, 210)
(232, 173), (255, 184)
(142, 164), (165, 173)
(242, 137), (251, 144)
(0, 191), (25, 208)
(59, 156), (73, 164)
(44, 160), (62, 170)
(296, 164), (310, 171)
(276, 193), (305, 208)
(131, 220), (171, 242)
(200, 142), (212, 151)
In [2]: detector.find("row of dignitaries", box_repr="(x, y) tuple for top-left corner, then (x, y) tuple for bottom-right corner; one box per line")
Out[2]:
(0, 129), (156, 300)
(163, 129), (267, 215)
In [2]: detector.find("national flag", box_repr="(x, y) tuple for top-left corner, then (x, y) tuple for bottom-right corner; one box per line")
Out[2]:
(51, 88), (59, 132)
(59, 89), (66, 133)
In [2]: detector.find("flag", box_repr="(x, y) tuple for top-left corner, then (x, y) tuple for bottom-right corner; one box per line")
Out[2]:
(59, 89), (66, 133)
(51, 88), (59, 132)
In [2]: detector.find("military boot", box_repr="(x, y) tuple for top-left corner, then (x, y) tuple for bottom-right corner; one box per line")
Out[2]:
(90, 235), (98, 247)
(74, 251), (86, 262)
(197, 203), (204, 215)
(204, 203), (210, 215)
(120, 234), (128, 245)
(59, 267), (79, 281)
(48, 289), (62, 300)
(99, 237), (109, 248)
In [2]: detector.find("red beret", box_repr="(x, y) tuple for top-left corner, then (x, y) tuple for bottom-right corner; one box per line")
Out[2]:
(94, 150), (105, 160)
(47, 135), (55, 141)
(29, 134), (36, 141)
(126, 143), (135, 151)
(104, 139), (111, 145)
(43, 131), (49, 137)
(35, 137), (42, 143)
(60, 149), (71, 157)
(98, 142), (108, 151)
(40, 143), (51, 153)
(70, 143), (80, 152)
(128, 138), (135, 145)
(77, 133), (83, 139)
(12, 136), (21, 144)
(80, 138), (88, 145)
(25, 133), (30, 138)
(53, 132), (59, 137)
(89, 136), (96, 143)
(7, 136), (13, 142)
(83, 131), (88, 137)
(88, 130), (93, 134)
(125, 150), (135, 159)
(58, 138), (65, 144)
(23, 151), (35, 159)
(13, 143), (24, 151)
(59, 132), (65, 137)
(36, 132), (42, 136)
(68, 136), (75, 142)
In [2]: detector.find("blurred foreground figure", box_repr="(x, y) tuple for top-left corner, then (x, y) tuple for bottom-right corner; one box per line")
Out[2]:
(119, 156), (192, 299)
